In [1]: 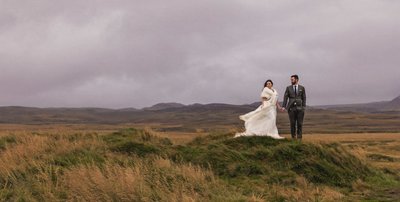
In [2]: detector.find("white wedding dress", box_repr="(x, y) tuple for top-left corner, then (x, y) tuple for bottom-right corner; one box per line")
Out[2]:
(235, 87), (284, 139)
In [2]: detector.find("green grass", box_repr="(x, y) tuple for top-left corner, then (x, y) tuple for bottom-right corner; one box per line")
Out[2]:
(0, 135), (17, 150)
(103, 128), (172, 157)
(53, 148), (106, 167)
(102, 128), (400, 201)
(169, 134), (372, 188)
(361, 172), (400, 201)
(1, 128), (398, 201)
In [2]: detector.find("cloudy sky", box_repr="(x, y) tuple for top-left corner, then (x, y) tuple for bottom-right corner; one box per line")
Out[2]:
(0, 0), (399, 108)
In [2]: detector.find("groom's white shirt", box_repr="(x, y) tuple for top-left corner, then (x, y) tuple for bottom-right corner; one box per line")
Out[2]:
(293, 84), (299, 94)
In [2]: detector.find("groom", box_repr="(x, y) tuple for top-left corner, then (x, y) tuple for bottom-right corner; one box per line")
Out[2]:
(282, 75), (306, 140)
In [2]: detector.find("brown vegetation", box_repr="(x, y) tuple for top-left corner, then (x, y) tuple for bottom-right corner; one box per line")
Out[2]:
(0, 124), (399, 201)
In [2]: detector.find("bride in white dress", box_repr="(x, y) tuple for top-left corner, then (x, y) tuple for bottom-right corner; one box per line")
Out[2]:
(235, 80), (285, 139)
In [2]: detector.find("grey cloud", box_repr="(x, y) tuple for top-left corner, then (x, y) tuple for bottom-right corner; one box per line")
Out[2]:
(0, 0), (399, 108)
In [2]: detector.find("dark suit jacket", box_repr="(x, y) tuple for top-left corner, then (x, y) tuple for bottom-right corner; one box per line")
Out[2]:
(283, 85), (306, 110)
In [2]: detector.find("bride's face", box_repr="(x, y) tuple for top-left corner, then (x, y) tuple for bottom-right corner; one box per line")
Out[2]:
(266, 82), (273, 88)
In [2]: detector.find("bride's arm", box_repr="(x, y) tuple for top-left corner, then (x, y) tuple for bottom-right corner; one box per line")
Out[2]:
(261, 97), (270, 108)
(262, 97), (271, 101)
(276, 99), (284, 111)
(260, 88), (271, 107)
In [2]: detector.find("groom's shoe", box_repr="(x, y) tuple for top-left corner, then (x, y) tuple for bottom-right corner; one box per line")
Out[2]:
(297, 133), (302, 140)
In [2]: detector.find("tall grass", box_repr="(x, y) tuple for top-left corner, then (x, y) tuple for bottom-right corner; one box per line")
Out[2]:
(0, 130), (244, 201)
(61, 158), (239, 201)
(0, 128), (398, 201)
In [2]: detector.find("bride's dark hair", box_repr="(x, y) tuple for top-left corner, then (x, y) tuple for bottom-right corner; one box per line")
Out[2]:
(264, 79), (273, 87)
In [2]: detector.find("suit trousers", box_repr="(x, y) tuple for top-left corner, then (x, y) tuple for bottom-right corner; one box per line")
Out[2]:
(288, 108), (305, 139)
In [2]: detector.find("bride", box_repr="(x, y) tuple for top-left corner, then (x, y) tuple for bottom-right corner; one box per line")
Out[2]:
(235, 80), (285, 139)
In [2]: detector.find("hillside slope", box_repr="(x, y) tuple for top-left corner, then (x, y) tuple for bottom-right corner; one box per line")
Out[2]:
(107, 128), (400, 201)
(1, 128), (399, 201)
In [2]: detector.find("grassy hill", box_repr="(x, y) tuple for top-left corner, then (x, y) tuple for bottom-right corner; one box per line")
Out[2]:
(1, 128), (398, 201)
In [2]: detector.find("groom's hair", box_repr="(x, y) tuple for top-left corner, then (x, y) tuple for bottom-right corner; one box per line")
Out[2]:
(291, 75), (299, 80)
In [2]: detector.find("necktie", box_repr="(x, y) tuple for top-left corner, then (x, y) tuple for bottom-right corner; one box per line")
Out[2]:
(294, 86), (297, 95)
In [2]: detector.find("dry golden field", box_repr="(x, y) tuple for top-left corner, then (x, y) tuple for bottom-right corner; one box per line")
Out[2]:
(0, 123), (399, 201)
(0, 124), (240, 201)
(1, 123), (399, 169)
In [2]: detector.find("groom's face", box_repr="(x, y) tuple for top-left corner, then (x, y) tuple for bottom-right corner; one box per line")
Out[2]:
(291, 77), (298, 85)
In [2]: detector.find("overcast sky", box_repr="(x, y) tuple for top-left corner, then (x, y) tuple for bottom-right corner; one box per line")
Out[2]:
(0, 0), (399, 108)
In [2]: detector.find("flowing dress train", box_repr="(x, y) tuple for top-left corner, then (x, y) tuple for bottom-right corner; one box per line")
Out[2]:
(235, 87), (284, 139)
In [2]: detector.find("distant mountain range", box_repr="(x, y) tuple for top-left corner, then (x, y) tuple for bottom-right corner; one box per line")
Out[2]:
(0, 96), (398, 126)
(315, 95), (400, 112)
(0, 103), (254, 125)
(140, 95), (400, 112)
(142, 102), (186, 111)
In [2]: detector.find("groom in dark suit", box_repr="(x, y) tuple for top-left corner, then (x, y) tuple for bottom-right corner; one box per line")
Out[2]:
(282, 75), (306, 140)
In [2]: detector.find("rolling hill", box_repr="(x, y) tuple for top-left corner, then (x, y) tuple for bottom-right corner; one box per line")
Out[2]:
(142, 102), (185, 111)
(0, 95), (398, 133)
(316, 95), (400, 112)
